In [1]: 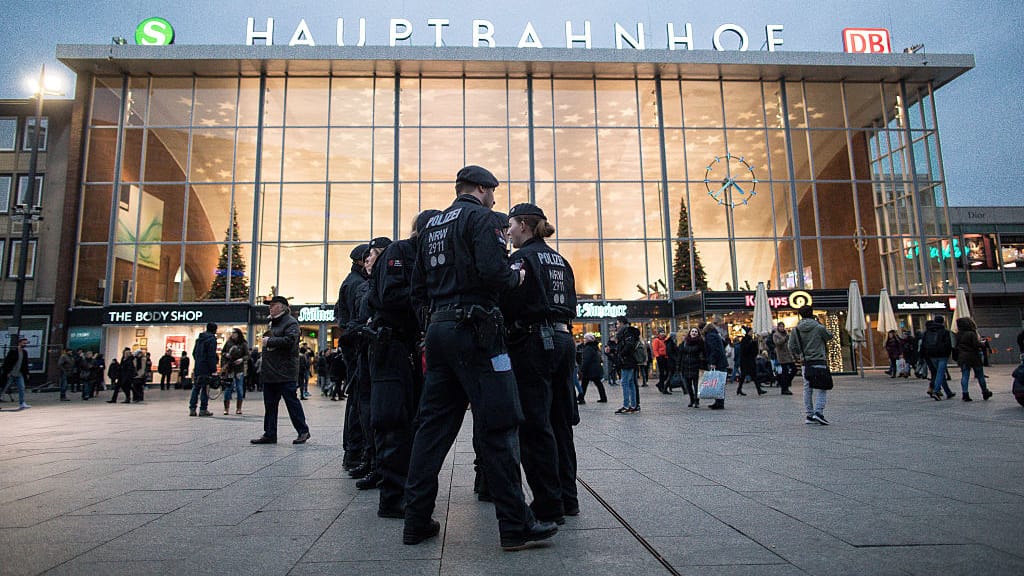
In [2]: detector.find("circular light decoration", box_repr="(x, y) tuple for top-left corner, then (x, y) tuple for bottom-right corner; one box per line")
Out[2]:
(704, 154), (758, 207)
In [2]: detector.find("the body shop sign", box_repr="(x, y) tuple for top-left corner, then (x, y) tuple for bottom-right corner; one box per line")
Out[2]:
(103, 305), (249, 325)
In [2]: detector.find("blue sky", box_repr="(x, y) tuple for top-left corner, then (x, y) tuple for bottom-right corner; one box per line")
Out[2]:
(2, 0), (1020, 206)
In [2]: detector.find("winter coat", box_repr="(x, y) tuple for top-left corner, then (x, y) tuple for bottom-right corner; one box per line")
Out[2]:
(702, 325), (728, 371)
(193, 331), (219, 377)
(755, 356), (774, 384)
(579, 341), (604, 381)
(885, 336), (904, 360)
(788, 318), (833, 364)
(615, 326), (643, 368)
(221, 339), (249, 376)
(954, 318), (983, 368)
(652, 336), (667, 359)
(739, 334), (757, 376)
(179, 355), (190, 378)
(772, 329), (794, 364)
(58, 353), (75, 376)
(261, 311), (300, 383)
(118, 355), (136, 383)
(678, 338), (705, 379)
(157, 354), (174, 376)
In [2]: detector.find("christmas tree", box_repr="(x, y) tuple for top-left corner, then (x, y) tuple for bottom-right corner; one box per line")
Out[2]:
(205, 210), (249, 301)
(672, 193), (708, 292)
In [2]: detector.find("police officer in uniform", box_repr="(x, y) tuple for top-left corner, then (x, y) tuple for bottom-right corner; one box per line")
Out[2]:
(336, 244), (369, 471)
(367, 210), (440, 518)
(351, 237), (392, 490)
(404, 165), (558, 550)
(502, 203), (580, 524)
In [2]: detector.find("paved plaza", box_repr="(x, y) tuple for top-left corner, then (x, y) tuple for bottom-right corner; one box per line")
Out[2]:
(1, 366), (1023, 576)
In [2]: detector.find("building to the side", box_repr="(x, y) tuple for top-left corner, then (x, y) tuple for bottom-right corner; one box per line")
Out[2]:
(0, 97), (74, 382)
(54, 44), (975, 373)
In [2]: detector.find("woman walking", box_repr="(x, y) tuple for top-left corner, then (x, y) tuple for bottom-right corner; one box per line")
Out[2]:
(577, 334), (607, 403)
(885, 330), (903, 378)
(221, 328), (249, 414)
(955, 318), (993, 401)
(677, 328), (705, 408)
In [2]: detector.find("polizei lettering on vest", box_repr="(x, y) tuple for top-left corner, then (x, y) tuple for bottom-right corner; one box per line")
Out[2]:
(425, 208), (461, 228)
(537, 252), (565, 267)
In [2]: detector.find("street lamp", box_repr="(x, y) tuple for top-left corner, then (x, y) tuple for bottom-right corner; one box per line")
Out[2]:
(9, 65), (60, 348)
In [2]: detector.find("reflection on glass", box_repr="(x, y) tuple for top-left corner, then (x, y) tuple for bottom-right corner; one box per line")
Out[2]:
(193, 77), (238, 128)
(91, 77), (122, 127)
(148, 77), (193, 126)
(81, 185), (113, 242)
(420, 128), (465, 181)
(372, 183), (395, 238)
(237, 78), (261, 127)
(281, 184), (327, 241)
(189, 129), (236, 182)
(595, 80), (637, 127)
(681, 81), (723, 127)
(554, 183), (597, 240)
(553, 79), (595, 126)
(329, 128), (373, 181)
(282, 128), (328, 181)
(235, 129), (259, 182)
(329, 183), (371, 242)
(255, 243), (279, 302)
(733, 240), (777, 290)
(555, 128), (597, 180)
(74, 245), (109, 305)
(466, 128), (509, 182)
(277, 244), (325, 304)
(465, 78), (509, 126)
(85, 128), (117, 183)
(692, 241), (731, 290)
(602, 241), (649, 299)
(803, 83), (845, 128)
(601, 183), (644, 240)
(330, 77), (375, 126)
(556, 241), (601, 298)
(723, 82), (764, 128)
(285, 77), (329, 126)
(126, 77), (149, 127)
(597, 129), (640, 181)
(188, 184), (232, 244)
(145, 127), (189, 182)
(421, 78), (464, 127)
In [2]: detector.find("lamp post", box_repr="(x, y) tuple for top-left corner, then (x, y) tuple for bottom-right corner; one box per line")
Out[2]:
(9, 65), (54, 349)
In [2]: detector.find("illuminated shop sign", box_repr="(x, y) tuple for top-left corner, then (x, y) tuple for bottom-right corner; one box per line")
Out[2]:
(842, 28), (891, 54)
(895, 299), (952, 311)
(295, 306), (336, 323)
(103, 305), (250, 325)
(244, 17), (786, 51)
(904, 238), (961, 262)
(577, 302), (629, 319)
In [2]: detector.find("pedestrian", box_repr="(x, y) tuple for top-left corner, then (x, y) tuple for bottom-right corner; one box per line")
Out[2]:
(921, 316), (956, 400)
(954, 317), (993, 401)
(603, 336), (620, 386)
(1, 337), (31, 409)
(57, 348), (74, 401)
(788, 305), (834, 425)
(736, 327), (764, 395)
(116, 348), (134, 403)
(724, 336), (735, 383)
(678, 327), (705, 408)
(178, 351), (190, 389)
(221, 328), (249, 415)
(157, 350), (174, 390)
(900, 330), (918, 378)
(404, 165), (557, 550)
(884, 330), (903, 378)
(502, 202), (580, 525)
(131, 350), (147, 402)
(613, 316), (642, 414)
(653, 329), (671, 394)
(772, 322), (796, 395)
(251, 296), (310, 445)
(79, 350), (95, 400)
(640, 340), (652, 388)
(577, 334), (607, 403)
(189, 323), (217, 417)
(105, 357), (120, 403)
(297, 347), (311, 400)
(755, 351), (774, 390)
(702, 318), (728, 410)
(93, 353), (106, 394)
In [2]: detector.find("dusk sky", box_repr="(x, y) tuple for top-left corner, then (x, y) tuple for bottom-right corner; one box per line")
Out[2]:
(2, 0), (1020, 206)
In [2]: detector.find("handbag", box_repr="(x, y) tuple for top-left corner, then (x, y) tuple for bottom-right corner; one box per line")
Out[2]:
(804, 365), (834, 390)
(697, 370), (727, 399)
(896, 357), (908, 375)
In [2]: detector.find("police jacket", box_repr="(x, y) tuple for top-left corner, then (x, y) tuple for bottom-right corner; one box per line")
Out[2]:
(503, 237), (577, 326)
(412, 194), (518, 312)
(337, 264), (369, 329)
(261, 311), (300, 383)
(192, 331), (219, 377)
(368, 238), (419, 334)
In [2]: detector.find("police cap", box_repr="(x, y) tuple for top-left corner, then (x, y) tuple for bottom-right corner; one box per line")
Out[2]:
(492, 211), (510, 229)
(456, 165), (500, 188)
(350, 243), (369, 261)
(369, 237), (392, 251)
(509, 203), (546, 220)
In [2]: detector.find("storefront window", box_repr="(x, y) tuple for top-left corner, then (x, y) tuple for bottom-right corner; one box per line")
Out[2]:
(963, 234), (999, 270)
(999, 235), (1024, 269)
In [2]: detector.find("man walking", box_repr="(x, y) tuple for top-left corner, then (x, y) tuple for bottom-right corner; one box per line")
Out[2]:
(1, 338), (31, 410)
(190, 323), (217, 417)
(921, 315), (955, 401)
(653, 329), (671, 394)
(157, 350), (174, 390)
(772, 322), (796, 395)
(252, 296), (310, 445)
(788, 305), (834, 425)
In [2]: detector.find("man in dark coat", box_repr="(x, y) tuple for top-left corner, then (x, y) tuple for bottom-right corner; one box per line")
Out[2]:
(190, 323), (218, 416)
(1, 337), (31, 409)
(577, 334), (606, 403)
(157, 350), (174, 390)
(252, 296), (310, 445)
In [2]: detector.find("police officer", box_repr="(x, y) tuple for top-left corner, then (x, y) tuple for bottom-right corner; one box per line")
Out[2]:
(336, 243), (369, 471)
(502, 203), (580, 524)
(367, 210), (440, 518)
(404, 165), (558, 550)
(351, 236), (392, 490)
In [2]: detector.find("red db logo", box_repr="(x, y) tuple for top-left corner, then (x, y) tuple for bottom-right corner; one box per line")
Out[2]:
(843, 28), (892, 54)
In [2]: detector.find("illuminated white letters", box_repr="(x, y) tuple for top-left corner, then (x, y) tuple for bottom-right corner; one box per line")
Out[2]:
(390, 18), (412, 46)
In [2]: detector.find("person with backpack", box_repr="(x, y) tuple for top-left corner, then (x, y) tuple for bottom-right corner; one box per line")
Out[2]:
(954, 317), (993, 401)
(921, 315), (956, 401)
(614, 316), (643, 414)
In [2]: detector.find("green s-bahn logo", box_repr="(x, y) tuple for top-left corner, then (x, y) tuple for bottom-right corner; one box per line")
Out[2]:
(135, 17), (175, 45)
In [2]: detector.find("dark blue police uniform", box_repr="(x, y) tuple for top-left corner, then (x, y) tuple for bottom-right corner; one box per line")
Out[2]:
(404, 166), (557, 549)
(336, 244), (369, 469)
(502, 204), (580, 522)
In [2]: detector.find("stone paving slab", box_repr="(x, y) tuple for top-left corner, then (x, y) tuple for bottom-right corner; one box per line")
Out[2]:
(0, 365), (1022, 575)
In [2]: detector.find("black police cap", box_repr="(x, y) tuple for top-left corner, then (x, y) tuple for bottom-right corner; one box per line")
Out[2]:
(369, 237), (392, 250)
(509, 203), (546, 220)
(350, 243), (369, 261)
(492, 211), (510, 228)
(456, 165), (499, 188)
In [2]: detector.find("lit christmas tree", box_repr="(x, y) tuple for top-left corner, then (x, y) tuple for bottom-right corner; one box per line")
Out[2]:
(205, 210), (249, 301)
(672, 194), (708, 292)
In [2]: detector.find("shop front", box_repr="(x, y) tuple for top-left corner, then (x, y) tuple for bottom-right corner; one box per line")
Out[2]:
(0, 304), (54, 382)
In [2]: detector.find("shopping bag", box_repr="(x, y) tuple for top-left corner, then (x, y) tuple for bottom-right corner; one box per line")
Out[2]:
(697, 370), (727, 400)
(896, 358), (908, 376)
(804, 365), (834, 390)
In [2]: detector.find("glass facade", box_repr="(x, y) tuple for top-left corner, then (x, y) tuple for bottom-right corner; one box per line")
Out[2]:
(74, 72), (950, 307)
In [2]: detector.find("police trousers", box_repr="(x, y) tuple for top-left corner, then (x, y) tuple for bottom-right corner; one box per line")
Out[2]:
(507, 329), (576, 520)
(369, 337), (421, 512)
(404, 320), (533, 537)
(354, 348), (376, 469)
(340, 346), (364, 457)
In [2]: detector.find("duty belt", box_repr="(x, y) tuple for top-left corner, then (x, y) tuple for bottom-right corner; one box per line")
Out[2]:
(431, 308), (465, 323)
(510, 321), (571, 334)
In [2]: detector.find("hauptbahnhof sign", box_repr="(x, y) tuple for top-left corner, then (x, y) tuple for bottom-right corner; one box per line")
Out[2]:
(243, 17), (787, 51)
